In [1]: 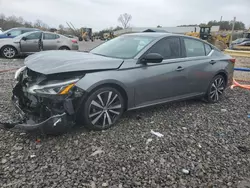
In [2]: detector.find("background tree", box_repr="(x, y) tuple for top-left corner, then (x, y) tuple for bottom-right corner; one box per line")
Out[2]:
(118, 13), (132, 29)
(207, 20), (245, 30)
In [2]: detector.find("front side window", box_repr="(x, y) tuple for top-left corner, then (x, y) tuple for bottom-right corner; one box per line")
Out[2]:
(90, 35), (155, 59)
(184, 38), (206, 57)
(26, 32), (42, 40)
(147, 37), (181, 59)
(43, 33), (57, 40)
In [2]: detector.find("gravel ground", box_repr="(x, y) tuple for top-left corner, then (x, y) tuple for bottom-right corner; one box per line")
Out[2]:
(0, 53), (250, 187)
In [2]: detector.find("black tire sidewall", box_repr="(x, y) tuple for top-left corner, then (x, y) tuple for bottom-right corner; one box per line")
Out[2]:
(205, 75), (225, 103)
(59, 46), (70, 50)
(1, 46), (16, 59)
(81, 87), (125, 130)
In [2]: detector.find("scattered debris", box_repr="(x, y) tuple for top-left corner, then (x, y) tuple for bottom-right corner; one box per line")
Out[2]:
(150, 130), (164, 137)
(30, 154), (36, 159)
(13, 146), (23, 151)
(198, 143), (202, 148)
(35, 138), (41, 143)
(90, 149), (104, 156)
(20, 132), (26, 136)
(102, 182), (109, 187)
(146, 138), (153, 145)
(1, 158), (7, 164)
(182, 169), (190, 175)
(237, 146), (249, 152)
(221, 109), (227, 112)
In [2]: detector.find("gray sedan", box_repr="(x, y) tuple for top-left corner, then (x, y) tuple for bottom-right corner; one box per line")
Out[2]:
(11, 33), (234, 134)
(0, 31), (79, 58)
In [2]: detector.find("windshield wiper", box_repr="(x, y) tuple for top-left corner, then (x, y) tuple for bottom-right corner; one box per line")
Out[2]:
(91, 52), (110, 58)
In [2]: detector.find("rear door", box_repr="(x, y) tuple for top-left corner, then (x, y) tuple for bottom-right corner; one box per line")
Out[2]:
(42, 33), (59, 50)
(134, 36), (190, 106)
(20, 32), (42, 53)
(181, 37), (215, 94)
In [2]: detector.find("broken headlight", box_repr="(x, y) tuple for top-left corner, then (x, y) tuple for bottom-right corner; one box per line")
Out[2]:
(29, 79), (80, 95)
(14, 66), (26, 80)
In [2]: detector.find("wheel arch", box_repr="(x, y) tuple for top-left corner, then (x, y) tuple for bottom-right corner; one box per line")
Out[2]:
(0, 45), (18, 53)
(86, 82), (129, 110)
(214, 70), (228, 85)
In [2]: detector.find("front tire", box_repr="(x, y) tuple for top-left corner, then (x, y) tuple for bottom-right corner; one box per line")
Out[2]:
(205, 75), (226, 103)
(81, 87), (125, 130)
(1, 46), (17, 59)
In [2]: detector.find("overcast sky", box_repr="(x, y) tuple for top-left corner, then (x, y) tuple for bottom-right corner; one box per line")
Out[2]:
(0, 0), (249, 31)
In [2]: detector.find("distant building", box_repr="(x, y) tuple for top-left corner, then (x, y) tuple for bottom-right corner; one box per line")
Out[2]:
(114, 26), (220, 36)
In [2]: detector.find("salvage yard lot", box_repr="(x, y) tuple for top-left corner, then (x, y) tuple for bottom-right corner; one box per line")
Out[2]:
(0, 44), (250, 187)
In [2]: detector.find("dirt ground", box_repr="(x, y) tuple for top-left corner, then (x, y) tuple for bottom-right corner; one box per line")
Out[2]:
(0, 47), (249, 188)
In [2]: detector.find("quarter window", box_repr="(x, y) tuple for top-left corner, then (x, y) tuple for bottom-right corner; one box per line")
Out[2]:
(148, 37), (181, 59)
(184, 38), (205, 57)
(204, 43), (212, 55)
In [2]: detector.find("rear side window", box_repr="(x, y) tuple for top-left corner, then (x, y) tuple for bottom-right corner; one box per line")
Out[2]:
(184, 38), (205, 57)
(148, 37), (181, 59)
(43, 33), (57, 40)
(204, 43), (212, 55)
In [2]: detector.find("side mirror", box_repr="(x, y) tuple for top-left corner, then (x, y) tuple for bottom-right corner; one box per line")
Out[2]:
(7, 33), (11, 36)
(22, 37), (27, 41)
(141, 53), (163, 64)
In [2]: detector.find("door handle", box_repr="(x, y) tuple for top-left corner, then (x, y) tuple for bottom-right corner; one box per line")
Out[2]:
(176, 66), (184, 71)
(209, 60), (216, 65)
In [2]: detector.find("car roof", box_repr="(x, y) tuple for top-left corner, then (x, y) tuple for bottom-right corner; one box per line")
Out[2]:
(11, 27), (39, 30)
(124, 32), (174, 38)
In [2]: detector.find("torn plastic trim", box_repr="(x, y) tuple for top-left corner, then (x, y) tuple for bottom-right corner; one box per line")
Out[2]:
(14, 113), (67, 131)
(9, 94), (76, 132)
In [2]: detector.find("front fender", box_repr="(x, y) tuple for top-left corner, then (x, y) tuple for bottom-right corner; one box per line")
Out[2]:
(75, 70), (134, 109)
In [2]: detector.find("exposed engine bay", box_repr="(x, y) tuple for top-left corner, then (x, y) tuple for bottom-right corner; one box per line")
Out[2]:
(9, 66), (85, 134)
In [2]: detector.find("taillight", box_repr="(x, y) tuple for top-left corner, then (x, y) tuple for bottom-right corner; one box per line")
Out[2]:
(71, 39), (77, 43)
(230, 58), (236, 63)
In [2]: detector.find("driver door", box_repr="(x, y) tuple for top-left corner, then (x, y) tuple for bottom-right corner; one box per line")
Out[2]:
(20, 32), (42, 53)
(134, 37), (190, 106)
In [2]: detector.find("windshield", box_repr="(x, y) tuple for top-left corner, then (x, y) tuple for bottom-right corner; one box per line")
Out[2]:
(13, 31), (38, 40)
(90, 35), (155, 59)
(2, 29), (11, 35)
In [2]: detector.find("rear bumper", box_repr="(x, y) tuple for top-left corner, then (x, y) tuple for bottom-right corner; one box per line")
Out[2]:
(72, 44), (79, 50)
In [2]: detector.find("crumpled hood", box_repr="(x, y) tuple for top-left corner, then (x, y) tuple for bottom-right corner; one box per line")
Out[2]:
(24, 50), (124, 75)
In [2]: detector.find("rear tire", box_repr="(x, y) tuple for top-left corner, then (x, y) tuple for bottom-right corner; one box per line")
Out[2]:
(204, 75), (226, 103)
(59, 46), (70, 50)
(80, 87), (125, 131)
(1, 46), (17, 59)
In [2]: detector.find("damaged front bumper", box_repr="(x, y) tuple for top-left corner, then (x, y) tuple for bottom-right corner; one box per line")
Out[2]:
(9, 95), (75, 133)
(7, 79), (84, 134)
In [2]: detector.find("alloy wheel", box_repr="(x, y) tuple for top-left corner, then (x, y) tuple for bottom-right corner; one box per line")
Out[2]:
(209, 77), (225, 102)
(3, 47), (16, 58)
(88, 90), (122, 128)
